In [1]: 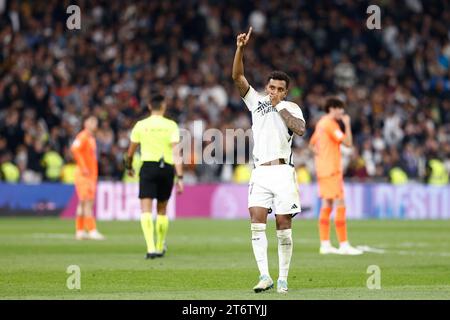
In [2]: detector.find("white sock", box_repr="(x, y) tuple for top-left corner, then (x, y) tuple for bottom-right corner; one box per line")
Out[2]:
(321, 240), (332, 247)
(277, 229), (293, 282)
(340, 241), (350, 248)
(251, 223), (269, 277)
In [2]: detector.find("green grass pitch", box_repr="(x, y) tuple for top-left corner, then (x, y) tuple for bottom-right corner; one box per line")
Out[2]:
(0, 217), (449, 300)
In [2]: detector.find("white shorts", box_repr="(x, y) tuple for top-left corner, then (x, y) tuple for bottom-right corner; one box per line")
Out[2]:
(248, 164), (301, 215)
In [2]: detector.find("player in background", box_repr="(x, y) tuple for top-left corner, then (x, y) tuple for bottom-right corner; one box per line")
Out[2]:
(309, 97), (362, 255)
(232, 27), (306, 293)
(70, 116), (105, 240)
(125, 94), (183, 259)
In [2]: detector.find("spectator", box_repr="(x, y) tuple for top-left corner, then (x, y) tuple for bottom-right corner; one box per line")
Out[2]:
(0, 0), (448, 184)
(0, 152), (20, 182)
(41, 145), (64, 182)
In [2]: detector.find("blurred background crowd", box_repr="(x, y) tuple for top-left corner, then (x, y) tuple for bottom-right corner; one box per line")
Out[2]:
(1, 0), (449, 185)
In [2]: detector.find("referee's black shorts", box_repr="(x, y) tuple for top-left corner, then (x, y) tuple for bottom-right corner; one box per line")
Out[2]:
(139, 161), (175, 201)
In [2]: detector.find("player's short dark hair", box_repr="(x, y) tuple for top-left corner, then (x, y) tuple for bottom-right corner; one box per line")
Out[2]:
(150, 94), (165, 110)
(82, 115), (97, 124)
(267, 71), (290, 89)
(324, 97), (345, 113)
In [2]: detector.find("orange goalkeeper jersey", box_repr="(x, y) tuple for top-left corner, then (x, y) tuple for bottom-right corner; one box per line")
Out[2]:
(70, 129), (98, 178)
(310, 116), (345, 178)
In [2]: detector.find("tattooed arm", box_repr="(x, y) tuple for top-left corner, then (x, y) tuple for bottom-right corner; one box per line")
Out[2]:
(277, 108), (306, 136)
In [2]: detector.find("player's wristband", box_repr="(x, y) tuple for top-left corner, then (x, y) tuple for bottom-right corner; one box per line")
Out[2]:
(176, 175), (183, 180)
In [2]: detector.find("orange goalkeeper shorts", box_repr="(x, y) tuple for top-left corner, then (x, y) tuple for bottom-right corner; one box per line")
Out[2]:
(74, 175), (97, 201)
(317, 174), (344, 200)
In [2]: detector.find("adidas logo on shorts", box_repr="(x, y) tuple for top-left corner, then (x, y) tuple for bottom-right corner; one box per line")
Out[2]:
(291, 204), (298, 209)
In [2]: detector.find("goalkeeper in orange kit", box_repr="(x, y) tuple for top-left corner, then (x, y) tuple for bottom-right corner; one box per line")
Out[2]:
(310, 97), (362, 255)
(70, 116), (105, 240)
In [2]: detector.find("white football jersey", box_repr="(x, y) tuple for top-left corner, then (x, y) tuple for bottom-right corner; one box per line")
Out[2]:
(242, 86), (305, 167)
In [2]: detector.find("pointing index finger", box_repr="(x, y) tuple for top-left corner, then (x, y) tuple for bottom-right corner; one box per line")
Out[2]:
(247, 26), (253, 38)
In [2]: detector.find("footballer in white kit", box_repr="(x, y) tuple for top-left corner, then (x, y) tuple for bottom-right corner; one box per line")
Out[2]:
(232, 27), (306, 294)
(243, 87), (305, 215)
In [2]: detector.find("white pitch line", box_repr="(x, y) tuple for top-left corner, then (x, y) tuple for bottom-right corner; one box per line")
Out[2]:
(356, 245), (386, 254)
(368, 242), (450, 257)
(31, 233), (74, 239)
(390, 250), (450, 257)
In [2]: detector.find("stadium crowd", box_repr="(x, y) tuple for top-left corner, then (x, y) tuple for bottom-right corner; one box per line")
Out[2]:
(1, 0), (449, 185)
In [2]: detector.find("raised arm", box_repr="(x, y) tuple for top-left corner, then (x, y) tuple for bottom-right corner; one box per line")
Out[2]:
(341, 114), (353, 147)
(232, 27), (252, 97)
(275, 102), (306, 136)
(277, 109), (306, 136)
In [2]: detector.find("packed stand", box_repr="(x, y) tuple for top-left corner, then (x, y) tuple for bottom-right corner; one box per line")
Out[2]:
(0, 0), (449, 185)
